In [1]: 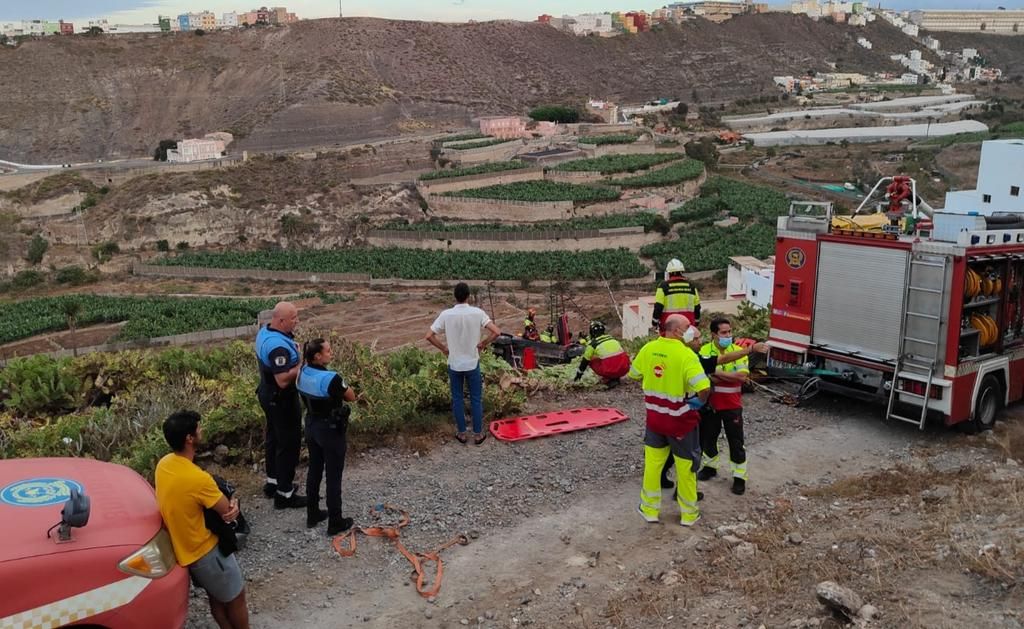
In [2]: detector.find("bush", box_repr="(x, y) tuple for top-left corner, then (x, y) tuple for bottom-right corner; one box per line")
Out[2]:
(10, 270), (45, 290)
(684, 137), (720, 170)
(528, 105), (579, 124)
(176, 241), (190, 250)
(54, 266), (95, 286)
(650, 215), (672, 236)
(0, 355), (82, 416)
(153, 139), (178, 162)
(26, 234), (48, 265)
(92, 241), (120, 263)
(156, 239), (170, 252)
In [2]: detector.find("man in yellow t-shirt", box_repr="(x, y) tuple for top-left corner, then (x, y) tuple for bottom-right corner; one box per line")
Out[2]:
(155, 411), (250, 629)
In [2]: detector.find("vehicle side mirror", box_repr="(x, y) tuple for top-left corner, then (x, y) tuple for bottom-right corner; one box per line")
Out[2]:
(57, 488), (90, 542)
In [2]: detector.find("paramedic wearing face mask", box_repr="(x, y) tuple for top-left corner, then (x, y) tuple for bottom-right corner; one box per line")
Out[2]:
(697, 317), (750, 496)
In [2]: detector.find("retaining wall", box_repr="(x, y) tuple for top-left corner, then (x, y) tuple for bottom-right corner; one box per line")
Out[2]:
(130, 263), (658, 290)
(133, 264), (370, 284)
(442, 140), (524, 164)
(365, 226), (660, 252)
(579, 143), (658, 158)
(0, 324), (258, 366)
(426, 195), (575, 222)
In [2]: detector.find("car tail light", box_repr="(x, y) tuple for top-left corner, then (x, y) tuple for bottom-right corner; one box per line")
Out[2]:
(901, 378), (942, 399)
(118, 528), (177, 579)
(770, 348), (802, 366)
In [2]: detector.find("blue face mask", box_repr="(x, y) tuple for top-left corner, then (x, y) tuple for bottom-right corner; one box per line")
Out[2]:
(718, 336), (733, 348)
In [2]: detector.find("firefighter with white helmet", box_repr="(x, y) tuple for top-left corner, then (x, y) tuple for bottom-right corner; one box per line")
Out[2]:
(652, 259), (701, 330)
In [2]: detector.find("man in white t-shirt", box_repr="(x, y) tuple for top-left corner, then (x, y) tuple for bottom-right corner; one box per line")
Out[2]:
(426, 282), (502, 445)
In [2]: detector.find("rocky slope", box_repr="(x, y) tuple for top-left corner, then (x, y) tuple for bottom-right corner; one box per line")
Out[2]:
(1, 15), (937, 162)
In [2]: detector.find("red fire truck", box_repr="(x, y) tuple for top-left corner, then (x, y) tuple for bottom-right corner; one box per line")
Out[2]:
(767, 176), (1024, 431)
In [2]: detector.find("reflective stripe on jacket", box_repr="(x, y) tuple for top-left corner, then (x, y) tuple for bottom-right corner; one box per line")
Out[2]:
(700, 341), (749, 411)
(653, 278), (700, 322)
(628, 336), (710, 438)
(584, 334), (630, 380)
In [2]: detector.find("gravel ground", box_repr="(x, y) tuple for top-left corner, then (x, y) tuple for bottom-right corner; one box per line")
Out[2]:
(184, 382), (947, 628)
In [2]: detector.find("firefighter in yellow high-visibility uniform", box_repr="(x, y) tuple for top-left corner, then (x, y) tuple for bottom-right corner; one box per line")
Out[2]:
(699, 317), (750, 495)
(652, 259), (701, 330)
(628, 314), (711, 526)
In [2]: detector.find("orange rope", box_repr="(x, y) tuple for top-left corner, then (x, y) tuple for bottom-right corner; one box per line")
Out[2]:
(331, 503), (469, 598)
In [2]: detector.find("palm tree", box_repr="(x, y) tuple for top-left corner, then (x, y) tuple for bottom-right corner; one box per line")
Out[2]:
(60, 300), (83, 357)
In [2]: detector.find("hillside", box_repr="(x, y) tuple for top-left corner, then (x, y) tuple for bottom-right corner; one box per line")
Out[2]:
(2, 15), (932, 162)
(924, 30), (1024, 77)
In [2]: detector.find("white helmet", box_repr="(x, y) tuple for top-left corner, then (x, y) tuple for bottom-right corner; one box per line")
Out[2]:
(666, 259), (686, 274)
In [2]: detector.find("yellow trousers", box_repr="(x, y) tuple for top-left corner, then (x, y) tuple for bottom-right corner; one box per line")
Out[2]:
(640, 445), (699, 525)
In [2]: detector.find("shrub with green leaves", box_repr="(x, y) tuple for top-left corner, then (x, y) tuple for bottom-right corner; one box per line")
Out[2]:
(0, 355), (82, 416)
(26, 234), (48, 265)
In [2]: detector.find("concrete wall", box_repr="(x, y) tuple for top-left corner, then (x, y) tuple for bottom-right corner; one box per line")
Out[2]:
(442, 140), (525, 164)
(0, 324), (257, 366)
(133, 264), (370, 284)
(366, 226), (660, 252)
(579, 142), (658, 158)
(416, 168), (544, 195)
(132, 263), (656, 290)
(426, 195), (576, 222)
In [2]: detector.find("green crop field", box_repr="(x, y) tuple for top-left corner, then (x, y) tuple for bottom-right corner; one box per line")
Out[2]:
(419, 161), (529, 181)
(616, 159), (704, 189)
(0, 295), (273, 345)
(551, 153), (686, 174)
(156, 248), (649, 280)
(446, 180), (620, 203)
(381, 212), (660, 233)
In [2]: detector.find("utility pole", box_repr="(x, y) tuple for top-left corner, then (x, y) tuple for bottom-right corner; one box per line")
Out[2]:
(339, 0), (343, 18)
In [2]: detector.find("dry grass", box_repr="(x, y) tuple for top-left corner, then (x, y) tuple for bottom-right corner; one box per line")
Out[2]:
(802, 464), (963, 500)
(992, 418), (1024, 461)
(602, 461), (1024, 627)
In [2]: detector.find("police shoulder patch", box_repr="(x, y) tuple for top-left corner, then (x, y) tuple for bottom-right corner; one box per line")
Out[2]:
(274, 355), (288, 367)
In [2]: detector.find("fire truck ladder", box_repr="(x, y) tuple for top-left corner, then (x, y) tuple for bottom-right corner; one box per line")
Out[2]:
(886, 253), (950, 430)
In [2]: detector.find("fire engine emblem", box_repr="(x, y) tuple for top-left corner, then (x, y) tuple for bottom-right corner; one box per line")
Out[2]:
(653, 365), (664, 378)
(785, 247), (806, 270)
(1, 478), (83, 507)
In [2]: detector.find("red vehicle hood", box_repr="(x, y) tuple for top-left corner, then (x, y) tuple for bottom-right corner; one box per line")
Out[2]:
(0, 458), (162, 563)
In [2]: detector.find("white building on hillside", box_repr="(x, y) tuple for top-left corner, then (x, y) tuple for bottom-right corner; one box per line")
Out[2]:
(943, 140), (1024, 215)
(726, 256), (774, 308)
(166, 138), (226, 163)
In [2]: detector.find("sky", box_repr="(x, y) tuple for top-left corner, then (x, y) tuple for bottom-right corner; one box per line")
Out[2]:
(1, 0), (1020, 24)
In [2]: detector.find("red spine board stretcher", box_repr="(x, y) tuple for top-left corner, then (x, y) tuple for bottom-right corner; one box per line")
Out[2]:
(489, 407), (629, 442)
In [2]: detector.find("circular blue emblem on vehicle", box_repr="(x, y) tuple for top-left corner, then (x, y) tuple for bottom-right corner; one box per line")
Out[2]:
(0, 478), (84, 508)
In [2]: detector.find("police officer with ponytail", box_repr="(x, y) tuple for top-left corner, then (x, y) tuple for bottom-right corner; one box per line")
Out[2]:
(297, 338), (356, 535)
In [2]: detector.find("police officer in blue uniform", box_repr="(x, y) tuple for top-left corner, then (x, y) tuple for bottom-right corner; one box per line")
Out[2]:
(297, 338), (356, 535)
(255, 302), (307, 509)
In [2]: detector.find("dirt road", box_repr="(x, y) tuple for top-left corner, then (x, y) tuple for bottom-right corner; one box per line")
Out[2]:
(185, 385), (1024, 629)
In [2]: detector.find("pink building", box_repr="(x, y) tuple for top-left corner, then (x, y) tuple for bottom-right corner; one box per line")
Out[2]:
(479, 116), (528, 140)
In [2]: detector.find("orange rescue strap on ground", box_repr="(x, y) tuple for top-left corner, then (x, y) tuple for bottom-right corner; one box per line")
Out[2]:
(332, 503), (469, 598)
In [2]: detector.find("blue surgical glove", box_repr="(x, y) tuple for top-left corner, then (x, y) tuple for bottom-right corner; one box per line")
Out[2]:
(686, 397), (705, 411)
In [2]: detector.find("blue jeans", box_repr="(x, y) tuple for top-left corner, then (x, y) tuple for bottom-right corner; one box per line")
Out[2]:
(448, 366), (483, 434)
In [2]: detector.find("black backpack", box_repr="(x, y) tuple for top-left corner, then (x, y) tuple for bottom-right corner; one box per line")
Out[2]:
(203, 475), (250, 556)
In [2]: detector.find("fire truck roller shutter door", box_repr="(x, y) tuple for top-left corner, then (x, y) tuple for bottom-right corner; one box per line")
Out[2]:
(811, 242), (910, 362)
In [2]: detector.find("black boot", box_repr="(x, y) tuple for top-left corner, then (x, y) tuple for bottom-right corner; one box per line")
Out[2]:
(697, 467), (718, 481)
(327, 516), (354, 536)
(306, 506), (328, 528)
(274, 492), (308, 509)
(262, 482), (277, 499)
(731, 478), (746, 496)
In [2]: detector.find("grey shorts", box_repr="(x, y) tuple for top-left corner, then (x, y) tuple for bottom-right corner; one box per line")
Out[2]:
(644, 428), (702, 472)
(189, 545), (244, 603)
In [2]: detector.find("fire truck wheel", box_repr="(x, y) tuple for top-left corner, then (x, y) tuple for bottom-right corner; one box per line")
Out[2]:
(972, 375), (1002, 433)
